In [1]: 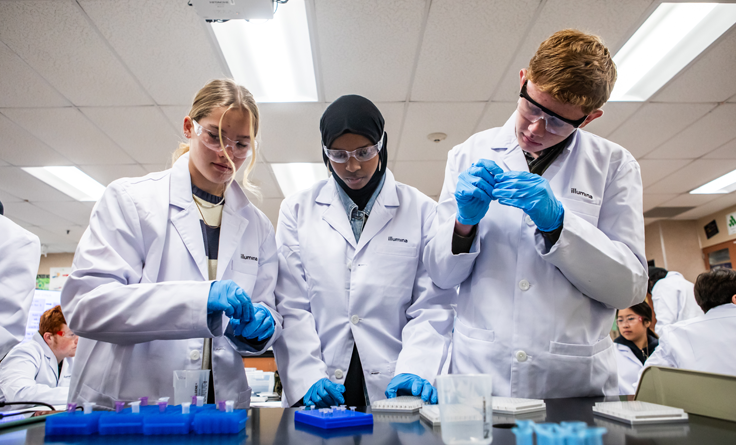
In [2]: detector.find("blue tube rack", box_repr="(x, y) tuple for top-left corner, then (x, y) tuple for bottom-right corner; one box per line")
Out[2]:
(512, 420), (606, 445)
(294, 406), (373, 430)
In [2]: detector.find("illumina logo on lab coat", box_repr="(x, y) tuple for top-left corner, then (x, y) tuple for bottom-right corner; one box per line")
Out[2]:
(388, 236), (408, 243)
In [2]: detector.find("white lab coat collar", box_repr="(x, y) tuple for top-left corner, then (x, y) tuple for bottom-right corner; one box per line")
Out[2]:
(705, 303), (736, 318)
(32, 331), (59, 379)
(168, 152), (252, 280)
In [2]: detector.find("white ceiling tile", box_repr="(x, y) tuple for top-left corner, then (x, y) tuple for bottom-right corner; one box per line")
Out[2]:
(397, 102), (486, 161)
(392, 160), (446, 197)
(2, 108), (134, 165)
(582, 103), (643, 138)
(0, 113), (70, 166)
(257, 103), (326, 162)
(80, 107), (180, 165)
(645, 159), (736, 194)
(411, 0), (538, 101)
(654, 28), (736, 103)
(493, 0), (654, 101)
(607, 103), (715, 158)
(474, 102), (518, 134)
(143, 163), (170, 173)
(24, 226), (81, 247)
(661, 193), (720, 208)
(644, 104), (736, 160)
(239, 162), (283, 200)
(644, 217), (662, 225)
(160, 106), (190, 132)
(37, 201), (94, 227)
(78, 0), (226, 105)
(316, 0), (426, 101)
(46, 243), (81, 254)
(0, 189), (21, 205)
(674, 192), (736, 220)
(703, 138), (736, 159)
(6, 202), (76, 228)
(0, 1), (151, 106)
(0, 41), (69, 108)
(42, 223), (87, 243)
(638, 159), (691, 188)
(4, 216), (34, 230)
(375, 102), (406, 162)
(0, 166), (75, 202)
(79, 164), (148, 187)
(643, 194), (678, 212)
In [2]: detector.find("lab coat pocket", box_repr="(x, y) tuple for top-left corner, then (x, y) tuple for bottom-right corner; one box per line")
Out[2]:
(451, 319), (495, 375)
(376, 242), (419, 258)
(559, 197), (600, 227)
(230, 262), (258, 296)
(544, 336), (614, 398)
(455, 318), (495, 343)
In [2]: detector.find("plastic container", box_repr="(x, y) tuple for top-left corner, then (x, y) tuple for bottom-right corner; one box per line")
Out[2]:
(173, 369), (210, 405)
(246, 370), (275, 395)
(295, 406), (373, 429)
(436, 374), (493, 445)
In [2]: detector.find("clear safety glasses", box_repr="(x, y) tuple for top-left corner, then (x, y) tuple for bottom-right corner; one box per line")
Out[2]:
(616, 316), (642, 327)
(56, 330), (78, 339)
(192, 119), (251, 159)
(322, 134), (384, 164)
(518, 81), (587, 136)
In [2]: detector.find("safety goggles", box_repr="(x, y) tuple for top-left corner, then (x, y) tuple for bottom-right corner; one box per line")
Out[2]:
(192, 119), (251, 159)
(616, 316), (642, 327)
(322, 134), (384, 164)
(56, 330), (78, 339)
(518, 81), (587, 136)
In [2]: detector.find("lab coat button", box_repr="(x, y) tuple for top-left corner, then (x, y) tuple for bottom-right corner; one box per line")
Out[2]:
(350, 315), (360, 325)
(347, 261), (353, 270)
(515, 350), (528, 362)
(190, 350), (201, 361)
(525, 215), (534, 226)
(335, 369), (344, 379)
(518, 279), (530, 291)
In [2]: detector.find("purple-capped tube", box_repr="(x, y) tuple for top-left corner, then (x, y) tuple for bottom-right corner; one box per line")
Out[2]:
(140, 396), (148, 407)
(217, 401), (226, 412)
(192, 395), (198, 405)
(67, 403), (77, 413)
(115, 401), (125, 413)
(158, 397), (169, 413)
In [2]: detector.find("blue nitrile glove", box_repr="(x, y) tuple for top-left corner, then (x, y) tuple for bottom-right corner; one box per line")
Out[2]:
(385, 373), (438, 404)
(232, 305), (275, 342)
(492, 171), (564, 232)
(303, 378), (346, 408)
(207, 280), (255, 323)
(455, 160), (504, 226)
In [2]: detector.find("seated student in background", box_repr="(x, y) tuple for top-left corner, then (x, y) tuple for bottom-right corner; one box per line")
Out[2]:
(648, 267), (703, 336)
(0, 306), (77, 406)
(614, 302), (658, 395)
(643, 268), (736, 376)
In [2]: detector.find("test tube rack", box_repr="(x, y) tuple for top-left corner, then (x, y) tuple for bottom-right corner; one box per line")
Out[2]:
(512, 420), (607, 445)
(294, 406), (373, 429)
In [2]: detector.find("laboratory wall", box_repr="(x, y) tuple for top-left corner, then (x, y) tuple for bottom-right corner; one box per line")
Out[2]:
(38, 253), (74, 275)
(698, 204), (736, 249)
(644, 220), (706, 283)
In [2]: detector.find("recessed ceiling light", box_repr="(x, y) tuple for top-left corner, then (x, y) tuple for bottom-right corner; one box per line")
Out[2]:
(22, 166), (106, 201)
(211, 0), (318, 103)
(609, 3), (736, 102)
(271, 163), (327, 198)
(690, 168), (736, 194)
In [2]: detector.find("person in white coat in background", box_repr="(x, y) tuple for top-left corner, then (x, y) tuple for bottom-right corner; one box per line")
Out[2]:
(614, 302), (658, 395)
(0, 306), (77, 406)
(61, 79), (281, 409)
(273, 95), (455, 408)
(648, 267), (703, 336)
(642, 268), (736, 377)
(423, 29), (647, 398)
(0, 201), (41, 359)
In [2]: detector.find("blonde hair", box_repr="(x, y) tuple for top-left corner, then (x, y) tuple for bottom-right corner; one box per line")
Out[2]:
(173, 79), (261, 197)
(527, 29), (617, 114)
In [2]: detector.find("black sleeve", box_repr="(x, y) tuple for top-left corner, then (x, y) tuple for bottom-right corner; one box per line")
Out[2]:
(452, 225), (477, 255)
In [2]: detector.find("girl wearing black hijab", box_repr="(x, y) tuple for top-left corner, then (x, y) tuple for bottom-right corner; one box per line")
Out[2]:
(272, 95), (455, 408)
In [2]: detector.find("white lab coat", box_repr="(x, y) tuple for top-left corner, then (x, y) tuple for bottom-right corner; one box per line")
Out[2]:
(615, 343), (643, 395)
(423, 114), (647, 398)
(0, 215), (40, 359)
(643, 303), (736, 376)
(0, 332), (72, 406)
(61, 153), (282, 409)
(272, 170), (455, 406)
(651, 271), (703, 336)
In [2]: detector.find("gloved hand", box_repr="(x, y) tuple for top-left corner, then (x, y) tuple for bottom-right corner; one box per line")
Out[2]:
(207, 280), (254, 323)
(492, 171), (564, 232)
(455, 159), (504, 226)
(303, 378), (345, 408)
(232, 305), (275, 342)
(385, 373), (438, 404)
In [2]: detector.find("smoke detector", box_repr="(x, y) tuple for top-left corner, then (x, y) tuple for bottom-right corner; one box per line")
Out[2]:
(427, 132), (447, 143)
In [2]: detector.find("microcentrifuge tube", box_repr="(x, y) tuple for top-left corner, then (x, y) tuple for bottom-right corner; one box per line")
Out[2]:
(196, 396), (204, 407)
(67, 403), (77, 413)
(140, 396), (148, 407)
(83, 402), (95, 414)
(182, 402), (191, 414)
(225, 401), (234, 413)
(115, 401), (125, 413)
(130, 401), (141, 414)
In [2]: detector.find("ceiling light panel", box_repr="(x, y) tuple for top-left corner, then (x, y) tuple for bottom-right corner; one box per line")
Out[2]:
(211, 0), (318, 103)
(271, 163), (327, 198)
(610, 3), (736, 102)
(691, 168), (736, 194)
(22, 166), (106, 202)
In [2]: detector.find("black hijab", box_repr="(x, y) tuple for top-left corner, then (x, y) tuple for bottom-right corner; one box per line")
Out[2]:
(320, 95), (388, 210)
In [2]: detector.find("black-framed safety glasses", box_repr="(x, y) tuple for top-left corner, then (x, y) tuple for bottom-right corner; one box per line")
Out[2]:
(518, 80), (587, 136)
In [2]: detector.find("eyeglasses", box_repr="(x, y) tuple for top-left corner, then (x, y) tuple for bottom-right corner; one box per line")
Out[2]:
(192, 120), (251, 159)
(56, 330), (78, 339)
(616, 316), (642, 326)
(322, 134), (384, 164)
(518, 81), (587, 136)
